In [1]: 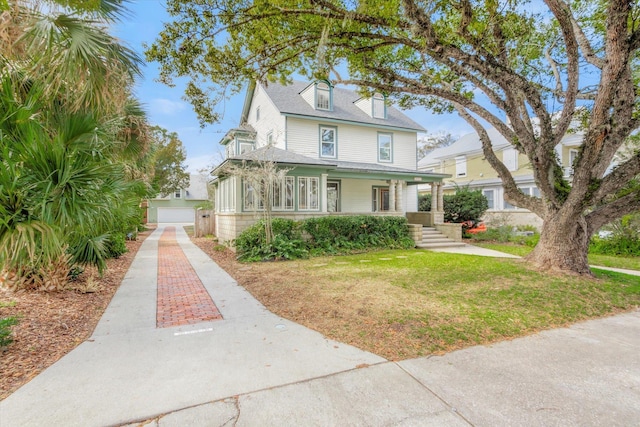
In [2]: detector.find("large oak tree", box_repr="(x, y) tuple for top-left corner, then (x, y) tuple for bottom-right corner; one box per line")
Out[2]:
(147, 0), (640, 275)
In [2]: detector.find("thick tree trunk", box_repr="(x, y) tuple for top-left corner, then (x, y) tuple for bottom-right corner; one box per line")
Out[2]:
(526, 213), (592, 276)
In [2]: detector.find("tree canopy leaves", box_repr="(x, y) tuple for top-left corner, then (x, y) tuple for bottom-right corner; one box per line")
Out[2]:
(147, 0), (640, 274)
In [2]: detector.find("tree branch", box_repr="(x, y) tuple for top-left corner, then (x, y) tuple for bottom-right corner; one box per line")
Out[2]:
(456, 105), (544, 216)
(591, 151), (640, 205)
(586, 191), (640, 235)
(569, 13), (605, 68)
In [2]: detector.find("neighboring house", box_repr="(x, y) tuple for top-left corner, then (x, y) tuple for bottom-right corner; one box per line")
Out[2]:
(211, 80), (449, 243)
(147, 174), (210, 224)
(417, 127), (584, 228)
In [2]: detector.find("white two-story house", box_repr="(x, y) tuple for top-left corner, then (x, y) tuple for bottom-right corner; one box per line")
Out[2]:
(212, 80), (449, 243)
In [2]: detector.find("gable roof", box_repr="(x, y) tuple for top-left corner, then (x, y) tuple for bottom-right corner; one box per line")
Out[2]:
(418, 126), (586, 168)
(418, 128), (511, 168)
(256, 81), (426, 132)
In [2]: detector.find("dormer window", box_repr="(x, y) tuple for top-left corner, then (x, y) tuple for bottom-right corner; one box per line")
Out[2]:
(316, 81), (331, 110)
(372, 93), (386, 118)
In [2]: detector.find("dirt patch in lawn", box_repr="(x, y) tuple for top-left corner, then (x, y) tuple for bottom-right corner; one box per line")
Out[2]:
(0, 229), (153, 400)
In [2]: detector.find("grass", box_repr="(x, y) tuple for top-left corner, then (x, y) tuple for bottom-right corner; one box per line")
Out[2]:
(234, 248), (640, 360)
(473, 242), (640, 271)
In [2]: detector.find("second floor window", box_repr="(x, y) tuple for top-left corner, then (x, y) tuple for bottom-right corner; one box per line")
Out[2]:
(378, 133), (392, 162)
(320, 126), (337, 158)
(455, 155), (467, 177)
(503, 147), (518, 171)
(316, 82), (331, 110)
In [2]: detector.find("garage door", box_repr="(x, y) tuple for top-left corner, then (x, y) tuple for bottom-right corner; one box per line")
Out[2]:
(157, 208), (195, 223)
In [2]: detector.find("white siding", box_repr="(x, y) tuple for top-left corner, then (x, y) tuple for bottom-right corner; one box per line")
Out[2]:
(340, 179), (388, 212)
(405, 185), (418, 212)
(246, 85), (287, 148)
(354, 97), (371, 116)
(286, 117), (418, 170)
(299, 83), (315, 109)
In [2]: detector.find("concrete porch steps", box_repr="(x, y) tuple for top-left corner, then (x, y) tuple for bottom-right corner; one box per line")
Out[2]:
(417, 227), (466, 249)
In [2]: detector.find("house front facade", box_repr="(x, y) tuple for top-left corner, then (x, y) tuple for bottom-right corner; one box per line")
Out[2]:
(212, 80), (449, 243)
(418, 127), (584, 228)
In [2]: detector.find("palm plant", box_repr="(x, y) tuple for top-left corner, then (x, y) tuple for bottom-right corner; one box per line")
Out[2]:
(0, 0), (151, 291)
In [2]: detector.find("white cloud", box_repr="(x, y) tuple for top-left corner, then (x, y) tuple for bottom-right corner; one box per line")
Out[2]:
(150, 98), (187, 115)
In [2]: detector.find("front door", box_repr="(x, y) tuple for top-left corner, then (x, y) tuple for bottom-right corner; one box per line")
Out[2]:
(327, 181), (340, 212)
(379, 188), (390, 211)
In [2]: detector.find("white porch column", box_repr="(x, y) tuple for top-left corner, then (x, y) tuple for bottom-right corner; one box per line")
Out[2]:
(395, 181), (403, 213)
(430, 182), (437, 211)
(321, 173), (328, 212)
(437, 183), (444, 213)
(388, 180), (396, 212)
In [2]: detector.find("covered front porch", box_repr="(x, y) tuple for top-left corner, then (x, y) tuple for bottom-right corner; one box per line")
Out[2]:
(211, 146), (450, 243)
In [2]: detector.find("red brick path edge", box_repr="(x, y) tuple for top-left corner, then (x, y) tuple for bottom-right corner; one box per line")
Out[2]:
(156, 227), (223, 328)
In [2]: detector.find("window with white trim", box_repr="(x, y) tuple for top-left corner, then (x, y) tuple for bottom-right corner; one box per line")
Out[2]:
(298, 177), (319, 210)
(483, 189), (495, 209)
(316, 82), (331, 110)
(256, 106), (260, 121)
(320, 126), (337, 158)
(267, 131), (274, 145)
(372, 93), (385, 118)
(218, 178), (235, 212)
(238, 139), (254, 154)
(174, 190), (181, 199)
(503, 147), (518, 171)
(519, 186), (540, 198)
(272, 176), (294, 210)
(243, 179), (265, 211)
(455, 156), (467, 177)
(378, 132), (393, 162)
(570, 149), (578, 166)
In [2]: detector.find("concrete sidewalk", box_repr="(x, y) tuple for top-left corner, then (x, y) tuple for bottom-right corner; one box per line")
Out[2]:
(428, 243), (640, 277)
(1, 225), (639, 426)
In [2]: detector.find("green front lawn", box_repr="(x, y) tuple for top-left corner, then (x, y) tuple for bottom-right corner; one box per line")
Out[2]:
(233, 248), (640, 360)
(473, 242), (640, 271)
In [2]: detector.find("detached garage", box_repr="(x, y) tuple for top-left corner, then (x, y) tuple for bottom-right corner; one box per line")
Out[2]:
(157, 208), (195, 223)
(147, 174), (211, 225)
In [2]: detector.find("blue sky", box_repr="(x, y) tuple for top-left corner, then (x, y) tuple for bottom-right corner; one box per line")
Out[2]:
(114, 1), (472, 172)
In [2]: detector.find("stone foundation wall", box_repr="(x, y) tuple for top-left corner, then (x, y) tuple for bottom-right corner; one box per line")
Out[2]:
(434, 223), (462, 241)
(215, 211), (406, 247)
(407, 224), (422, 246)
(483, 211), (543, 230)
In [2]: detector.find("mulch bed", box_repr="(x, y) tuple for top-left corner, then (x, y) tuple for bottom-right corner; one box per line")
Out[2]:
(0, 229), (153, 400)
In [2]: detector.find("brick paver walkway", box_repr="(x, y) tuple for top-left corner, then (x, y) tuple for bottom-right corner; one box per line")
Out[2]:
(156, 227), (222, 328)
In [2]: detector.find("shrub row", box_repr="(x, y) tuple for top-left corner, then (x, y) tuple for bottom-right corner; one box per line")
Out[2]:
(235, 216), (415, 261)
(467, 226), (640, 257)
(589, 236), (640, 256)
